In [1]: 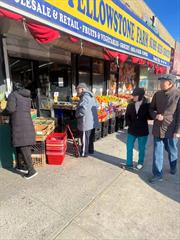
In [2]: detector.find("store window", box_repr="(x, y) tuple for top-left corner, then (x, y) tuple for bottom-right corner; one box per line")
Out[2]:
(9, 57), (72, 101)
(9, 58), (33, 89)
(108, 62), (118, 95)
(92, 59), (104, 95)
(50, 63), (72, 100)
(78, 55), (91, 88)
(118, 62), (138, 94)
(139, 66), (159, 93)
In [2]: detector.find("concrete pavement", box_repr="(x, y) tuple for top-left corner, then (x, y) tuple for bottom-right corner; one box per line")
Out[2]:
(0, 129), (179, 240)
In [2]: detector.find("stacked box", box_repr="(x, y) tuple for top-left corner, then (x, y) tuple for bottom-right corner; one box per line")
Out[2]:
(101, 120), (109, 138)
(94, 123), (102, 142)
(31, 142), (46, 167)
(108, 118), (116, 134)
(115, 115), (125, 131)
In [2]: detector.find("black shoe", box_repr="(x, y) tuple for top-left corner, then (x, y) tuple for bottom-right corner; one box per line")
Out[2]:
(88, 151), (94, 155)
(15, 168), (28, 174)
(149, 176), (163, 184)
(126, 164), (133, 169)
(170, 167), (177, 175)
(24, 171), (38, 180)
(120, 164), (133, 170)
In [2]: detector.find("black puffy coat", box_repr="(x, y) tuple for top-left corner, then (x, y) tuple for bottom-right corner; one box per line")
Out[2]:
(125, 98), (150, 136)
(6, 89), (36, 147)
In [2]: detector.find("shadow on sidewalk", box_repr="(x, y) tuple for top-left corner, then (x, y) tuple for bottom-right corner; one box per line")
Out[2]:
(93, 145), (180, 203)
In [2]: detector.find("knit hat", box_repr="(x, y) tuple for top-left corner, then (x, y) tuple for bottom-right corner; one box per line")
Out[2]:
(76, 83), (88, 89)
(158, 74), (176, 84)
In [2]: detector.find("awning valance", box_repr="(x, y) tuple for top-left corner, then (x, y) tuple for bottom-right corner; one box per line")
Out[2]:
(0, 8), (60, 44)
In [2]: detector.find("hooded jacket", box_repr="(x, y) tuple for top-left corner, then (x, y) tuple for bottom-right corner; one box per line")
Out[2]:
(149, 86), (180, 138)
(75, 90), (99, 131)
(5, 88), (36, 147)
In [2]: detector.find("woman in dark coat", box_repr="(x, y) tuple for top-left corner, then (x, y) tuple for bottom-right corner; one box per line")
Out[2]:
(5, 83), (37, 179)
(125, 87), (150, 170)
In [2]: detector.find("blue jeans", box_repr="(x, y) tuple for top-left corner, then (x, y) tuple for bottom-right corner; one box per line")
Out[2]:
(126, 134), (148, 166)
(153, 137), (179, 177)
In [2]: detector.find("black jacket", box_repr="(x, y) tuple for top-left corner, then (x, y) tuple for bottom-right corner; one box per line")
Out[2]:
(5, 89), (36, 147)
(125, 98), (150, 136)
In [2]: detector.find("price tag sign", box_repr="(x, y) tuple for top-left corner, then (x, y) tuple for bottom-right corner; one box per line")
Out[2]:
(54, 92), (59, 97)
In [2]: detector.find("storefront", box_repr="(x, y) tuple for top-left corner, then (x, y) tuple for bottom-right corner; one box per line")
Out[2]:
(0, 0), (171, 90)
(0, 0), (172, 167)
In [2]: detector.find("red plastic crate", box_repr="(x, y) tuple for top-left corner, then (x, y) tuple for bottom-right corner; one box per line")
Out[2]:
(46, 132), (67, 151)
(47, 154), (65, 165)
(46, 144), (67, 154)
(46, 143), (67, 152)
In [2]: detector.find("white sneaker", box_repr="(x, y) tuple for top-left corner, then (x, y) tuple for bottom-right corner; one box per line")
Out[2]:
(24, 171), (38, 180)
(15, 168), (28, 174)
(136, 164), (143, 170)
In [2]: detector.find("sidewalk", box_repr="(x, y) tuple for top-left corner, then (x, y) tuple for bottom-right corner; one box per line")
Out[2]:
(0, 129), (179, 240)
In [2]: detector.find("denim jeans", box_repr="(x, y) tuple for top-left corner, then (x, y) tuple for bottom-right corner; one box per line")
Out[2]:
(153, 137), (179, 177)
(126, 134), (148, 166)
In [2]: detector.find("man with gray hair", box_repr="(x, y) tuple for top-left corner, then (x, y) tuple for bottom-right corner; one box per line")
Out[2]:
(149, 74), (180, 183)
(75, 83), (99, 157)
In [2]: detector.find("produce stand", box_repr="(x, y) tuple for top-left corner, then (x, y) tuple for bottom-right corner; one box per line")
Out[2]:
(53, 102), (78, 137)
(95, 94), (132, 138)
(52, 94), (131, 143)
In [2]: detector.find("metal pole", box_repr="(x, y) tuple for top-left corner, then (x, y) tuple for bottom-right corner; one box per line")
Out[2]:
(2, 37), (12, 95)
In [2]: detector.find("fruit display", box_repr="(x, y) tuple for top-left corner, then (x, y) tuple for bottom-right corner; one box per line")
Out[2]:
(97, 108), (108, 122)
(71, 96), (80, 102)
(96, 94), (132, 122)
(0, 100), (7, 110)
(53, 93), (131, 123)
(96, 94), (131, 109)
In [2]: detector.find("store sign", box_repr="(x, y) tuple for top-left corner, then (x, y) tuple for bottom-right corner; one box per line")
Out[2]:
(0, 0), (171, 66)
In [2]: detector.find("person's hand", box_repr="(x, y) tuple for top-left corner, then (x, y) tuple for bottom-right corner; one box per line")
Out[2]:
(156, 114), (164, 121)
(174, 133), (180, 138)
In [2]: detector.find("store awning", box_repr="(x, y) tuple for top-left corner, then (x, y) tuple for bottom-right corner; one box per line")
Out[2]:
(0, 8), (60, 44)
(103, 48), (128, 63)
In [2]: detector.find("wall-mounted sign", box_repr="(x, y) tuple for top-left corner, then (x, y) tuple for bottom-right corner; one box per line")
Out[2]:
(0, 0), (171, 66)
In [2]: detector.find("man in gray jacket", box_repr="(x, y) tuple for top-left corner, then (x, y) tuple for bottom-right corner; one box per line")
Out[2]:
(75, 83), (99, 157)
(149, 74), (180, 183)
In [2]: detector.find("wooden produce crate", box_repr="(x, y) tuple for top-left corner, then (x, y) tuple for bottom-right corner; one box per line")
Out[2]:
(33, 118), (55, 141)
(31, 142), (46, 167)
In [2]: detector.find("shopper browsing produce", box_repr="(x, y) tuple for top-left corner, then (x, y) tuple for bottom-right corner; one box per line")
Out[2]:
(75, 83), (99, 157)
(0, 82), (37, 179)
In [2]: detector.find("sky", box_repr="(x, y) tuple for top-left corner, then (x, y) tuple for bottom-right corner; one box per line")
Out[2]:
(144, 0), (180, 42)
